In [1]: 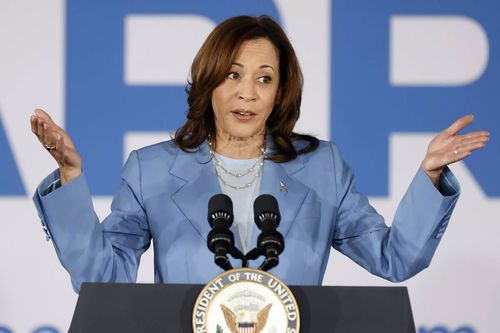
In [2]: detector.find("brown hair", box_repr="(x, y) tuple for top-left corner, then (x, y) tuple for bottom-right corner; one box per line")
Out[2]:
(174, 15), (318, 162)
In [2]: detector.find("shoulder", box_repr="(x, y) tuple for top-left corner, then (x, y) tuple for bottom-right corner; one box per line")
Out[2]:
(290, 138), (350, 184)
(132, 139), (182, 165)
(285, 139), (344, 198)
(135, 139), (179, 157)
(291, 137), (340, 164)
(121, 140), (181, 177)
(130, 139), (210, 173)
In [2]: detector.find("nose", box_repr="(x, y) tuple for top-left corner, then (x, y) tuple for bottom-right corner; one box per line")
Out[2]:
(238, 78), (257, 101)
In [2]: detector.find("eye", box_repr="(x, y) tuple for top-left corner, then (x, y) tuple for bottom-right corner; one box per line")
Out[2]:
(227, 72), (240, 80)
(257, 76), (272, 84)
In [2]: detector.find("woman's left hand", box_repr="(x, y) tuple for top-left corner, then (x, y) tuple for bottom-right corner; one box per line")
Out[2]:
(422, 115), (490, 187)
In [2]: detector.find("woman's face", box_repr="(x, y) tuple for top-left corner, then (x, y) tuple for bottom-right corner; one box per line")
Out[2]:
(211, 38), (280, 141)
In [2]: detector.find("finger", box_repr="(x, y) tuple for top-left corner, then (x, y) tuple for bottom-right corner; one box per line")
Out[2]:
(42, 120), (58, 142)
(49, 135), (64, 159)
(46, 135), (66, 163)
(42, 123), (50, 146)
(34, 108), (53, 122)
(34, 108), (61, 130)
(449, 149), (472, 164)
(42, 122), (59, 149)
(37, 117), (46, 142)
(457, 136), (489, 148)
(456, 141), (486, 155)
(30, 115), (38, 134)
(459, 131), (490, 141)
(31, 116), (45, 141)
(43, 125), (60, 151)
(446, 114), (474, 135)
(447, 145), (472, 162)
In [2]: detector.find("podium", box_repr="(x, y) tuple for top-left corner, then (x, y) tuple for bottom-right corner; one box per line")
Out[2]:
(68, 282), (416, 332)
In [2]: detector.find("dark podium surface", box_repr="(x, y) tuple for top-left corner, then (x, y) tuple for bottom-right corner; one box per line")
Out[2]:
(69, 282), (416, 333)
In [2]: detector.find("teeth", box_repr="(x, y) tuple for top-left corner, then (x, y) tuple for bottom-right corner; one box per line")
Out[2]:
(238, 112), (251, 116)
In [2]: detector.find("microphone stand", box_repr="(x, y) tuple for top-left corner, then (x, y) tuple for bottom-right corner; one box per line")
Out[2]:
(227, 247), (259, 268)
(242, 249), (260, 268)
(228, 246), (277, 270)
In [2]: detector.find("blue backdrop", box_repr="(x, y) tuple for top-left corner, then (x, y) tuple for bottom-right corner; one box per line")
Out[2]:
(0, 0), (497, 198)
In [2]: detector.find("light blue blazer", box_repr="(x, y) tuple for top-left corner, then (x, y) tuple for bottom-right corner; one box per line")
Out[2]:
(33, 139), (460, 293)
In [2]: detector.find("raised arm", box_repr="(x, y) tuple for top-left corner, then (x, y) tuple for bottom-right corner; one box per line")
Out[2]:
(30, 108), (151, 293)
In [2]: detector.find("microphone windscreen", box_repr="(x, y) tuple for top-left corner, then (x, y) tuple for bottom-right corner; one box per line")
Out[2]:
(208, 193), (234, 227)
(254, 194), (281, 227)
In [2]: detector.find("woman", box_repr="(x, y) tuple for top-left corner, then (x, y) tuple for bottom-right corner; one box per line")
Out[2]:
(31, 16), (488, 293)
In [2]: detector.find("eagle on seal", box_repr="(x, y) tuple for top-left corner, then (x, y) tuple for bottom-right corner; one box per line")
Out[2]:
(220, 303), (272, 333)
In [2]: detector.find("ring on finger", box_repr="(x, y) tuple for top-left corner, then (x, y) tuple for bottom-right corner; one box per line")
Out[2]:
(453, 146), (459, 155)
(45, 143), (56, 150)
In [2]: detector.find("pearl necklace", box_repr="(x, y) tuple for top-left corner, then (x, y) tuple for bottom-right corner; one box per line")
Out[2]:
(209, 139), (265, 190)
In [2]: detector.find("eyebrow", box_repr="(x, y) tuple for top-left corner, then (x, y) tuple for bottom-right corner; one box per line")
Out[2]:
(232, 62), (275, 72)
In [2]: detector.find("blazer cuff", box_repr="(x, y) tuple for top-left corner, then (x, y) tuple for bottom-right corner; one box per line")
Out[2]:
(438, 166), (460, 197)
(33, 170), (93, 245)
(395, 166), (460, 244)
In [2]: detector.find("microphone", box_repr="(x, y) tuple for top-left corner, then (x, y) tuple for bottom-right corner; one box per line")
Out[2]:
(207, 194), (235, 271)
(254, 194), (284, 271)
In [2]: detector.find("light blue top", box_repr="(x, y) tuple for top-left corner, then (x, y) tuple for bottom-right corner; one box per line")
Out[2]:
(214, 153), (263, 254)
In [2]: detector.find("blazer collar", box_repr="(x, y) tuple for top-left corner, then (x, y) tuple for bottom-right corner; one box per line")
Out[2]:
(170, 139), (309, 252)
(170, 141), (218, 240)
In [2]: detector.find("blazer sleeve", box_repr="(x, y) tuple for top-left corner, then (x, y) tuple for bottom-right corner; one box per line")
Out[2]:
(330, 142), (460, 282)
(32, 150), (151, 293)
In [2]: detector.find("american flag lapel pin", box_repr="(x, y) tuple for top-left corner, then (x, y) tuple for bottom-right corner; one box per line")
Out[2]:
(279, 180), (288, 193)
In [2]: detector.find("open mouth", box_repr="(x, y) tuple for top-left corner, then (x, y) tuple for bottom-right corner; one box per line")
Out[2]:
(231, 110), (256, 120)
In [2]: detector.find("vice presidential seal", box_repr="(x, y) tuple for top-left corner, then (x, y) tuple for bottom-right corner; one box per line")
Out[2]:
(193, 268), (300, 333)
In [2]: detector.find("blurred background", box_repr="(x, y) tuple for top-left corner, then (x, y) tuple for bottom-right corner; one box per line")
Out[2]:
(0, 1), (498, 332)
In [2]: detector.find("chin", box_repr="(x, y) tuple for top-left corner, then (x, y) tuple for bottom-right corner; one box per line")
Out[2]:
(222, 122), (264, 139)
(230, 128), (264, 139)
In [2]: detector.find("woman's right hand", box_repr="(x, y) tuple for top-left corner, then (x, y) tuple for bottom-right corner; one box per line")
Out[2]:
(30, 108), (82, 185)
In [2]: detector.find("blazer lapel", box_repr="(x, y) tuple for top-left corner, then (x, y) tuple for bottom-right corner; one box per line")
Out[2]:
(251, 155), (310, 249)
(170, 142), (220, 240)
